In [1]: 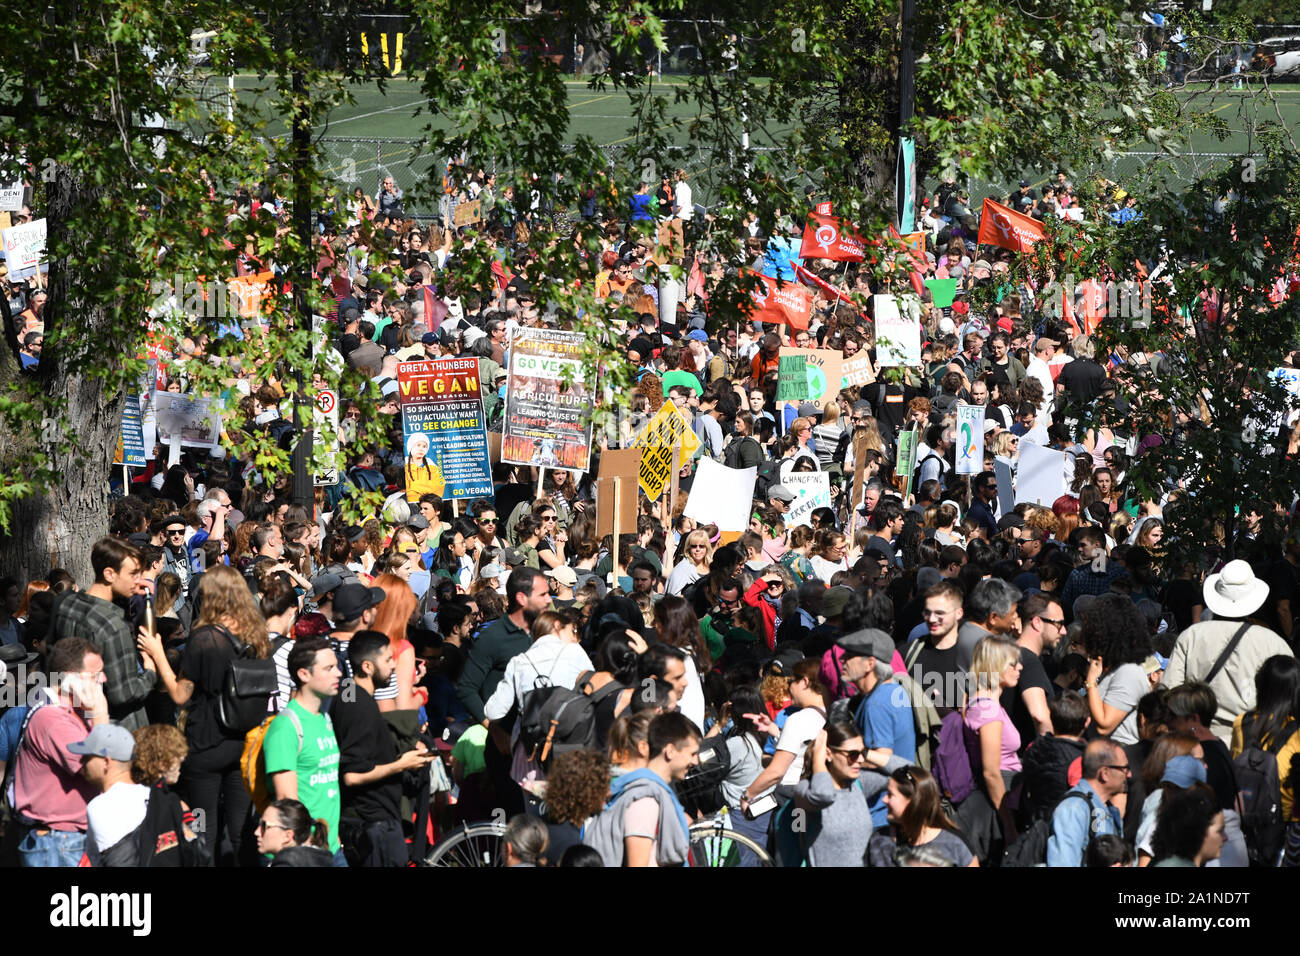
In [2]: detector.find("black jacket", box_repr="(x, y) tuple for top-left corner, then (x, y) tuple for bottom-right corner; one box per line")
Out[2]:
(1020, 734), (1087, 821)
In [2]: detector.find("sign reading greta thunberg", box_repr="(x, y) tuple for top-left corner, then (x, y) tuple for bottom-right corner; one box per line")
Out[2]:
(397, 358), (493, 502)
(501, 328), (595, 472)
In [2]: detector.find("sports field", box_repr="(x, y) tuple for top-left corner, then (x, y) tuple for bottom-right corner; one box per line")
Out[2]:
(206, 71), (1300, 216)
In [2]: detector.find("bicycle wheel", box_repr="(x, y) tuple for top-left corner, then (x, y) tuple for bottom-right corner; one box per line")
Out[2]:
(689, 822), (774, 867)
(423, 821), (507, 867)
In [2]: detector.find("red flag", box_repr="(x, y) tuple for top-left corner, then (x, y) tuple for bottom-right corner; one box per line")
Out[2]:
(801, 212), (867, 262)
(977, 198), (1045, 253)
(793, 262), (855, 306)
(744, 270), (813, 330)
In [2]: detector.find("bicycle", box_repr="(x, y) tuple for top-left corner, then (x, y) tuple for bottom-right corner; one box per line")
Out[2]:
(423, 820), (507, 867)
(689, 813), (774, 867)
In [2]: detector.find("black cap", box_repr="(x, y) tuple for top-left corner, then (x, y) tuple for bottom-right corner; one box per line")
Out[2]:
(333, 583), (386, 621)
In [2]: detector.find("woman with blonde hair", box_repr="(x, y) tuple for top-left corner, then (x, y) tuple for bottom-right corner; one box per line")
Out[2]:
(371, 573), (427, 712)
(665, 528), (712, 596)
(813, 402), (844, 469)
(963, 636), (1024, 852)
(136, 564), (270, 862)
(990, 431), (1019, 461)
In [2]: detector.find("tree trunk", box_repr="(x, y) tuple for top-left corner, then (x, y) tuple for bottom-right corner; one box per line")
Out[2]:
(840, 5), (901, 215)
(0, 166), (122, 586)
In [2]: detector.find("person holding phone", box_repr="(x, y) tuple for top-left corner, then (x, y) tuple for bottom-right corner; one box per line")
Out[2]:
(11, 637), (109, 867)
(739, 659), (829, 820)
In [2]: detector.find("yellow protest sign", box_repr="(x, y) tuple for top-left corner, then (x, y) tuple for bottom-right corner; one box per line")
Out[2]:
(632, 401), (700, 499)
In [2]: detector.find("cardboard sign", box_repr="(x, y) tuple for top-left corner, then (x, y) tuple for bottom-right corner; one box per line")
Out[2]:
(596, 448), (641, 538)
(783, 472), (831, 529)
(397, 358), (493, 502)
(776, 354), (810, 402)
(800, 212), (867, 262)
(1015, 442), (1068, 507)
(632, 401), (699, 500)
(955, 404), (986, 475)
(501, 328), (594, 472)
(453, 199), (482, 226)
(683, 458), (755, 533)
(777, 347), (843, 414)
(841, 352), (876, 388)
(875, 294), (922, 367)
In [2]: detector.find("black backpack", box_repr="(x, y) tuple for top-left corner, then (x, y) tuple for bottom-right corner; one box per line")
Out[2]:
(518, 669), (622, 769)
(1234, 718), (1297, 867)
(134, 786), (210, 867)
(213, 626), (278, 737)
(752, 458), (782, 502)
(1003, 790), (1095, 867)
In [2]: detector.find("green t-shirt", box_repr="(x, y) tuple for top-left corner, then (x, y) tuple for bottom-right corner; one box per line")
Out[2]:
(451, 724), (488, 778)
(263, 699), (341, 852)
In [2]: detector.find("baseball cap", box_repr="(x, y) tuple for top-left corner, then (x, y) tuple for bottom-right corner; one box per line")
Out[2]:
(501, 547), (528, 567)
(973, 259), (992, 272)
(997, 514), (1026, 532)
(479, 563), (505, 580)
(996, 317), (1014, 334)
(408, 514), (430, 531)
(546, 566), (579, 588)
(67, 725), (135, 762)
(821, 585), (853, 620)
(686, 329), (708, 343)
(1161, 755), (1208, 789)
(1018, 179), (1030, 188)
(333, 583), (387, 620)
(353, 274), (369, 289)
(767, 484), (797, 503)
(421, 332), (439, 346)
(310, 572), (345, 598)
(798, 402), (822, 418)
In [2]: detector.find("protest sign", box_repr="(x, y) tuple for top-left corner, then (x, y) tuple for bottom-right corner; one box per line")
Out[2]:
(113, 392), (147, 468)
(312, 388), (340, 486)
(776, 347), (842, 413)
(897, 137), (917, 234)
(776, 353), (810, 402)
(875, 294), (922, 367)
(683, 458), (755, 533)
(841, 352), (876, 388)
(501, 328), (594, 472)
(596, 448), (640, 538)
(994, 457), (1016, 517)
(955, 404), (986, 475)
(1015, 442), (1068, 506)
(924, 278), (958, 309)
(782, 472), (831, 529)
(632, 401), (699, 500)
(453, 199), (482, 226)
(398, 358), (493, 502)
(800, 211), (867, 262)
(228, 271), (276, 320)
(0, 182), (22, 213)
(977, 198), (1045, 254)
(744, 270), (813, 330)
(153, 390), (222, 449)
(896, 425), (920, 481)
(1, 217), (45, 278)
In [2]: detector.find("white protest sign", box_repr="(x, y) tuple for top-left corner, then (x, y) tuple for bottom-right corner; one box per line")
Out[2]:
(782, 472), (831, 528)
(1, 217), (45, 277)
(955, 404), (985, 475)
(994, 456), (1016, 518)
(875, 294), (922, 367)
(152, 390), (223, 450)
(0, 182), (23, 213)
(683, 457), (755, 532)
(1015, 442), (1067, 507)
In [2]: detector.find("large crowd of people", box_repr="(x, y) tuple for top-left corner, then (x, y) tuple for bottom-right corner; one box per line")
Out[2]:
(2, 154), (1299, 870)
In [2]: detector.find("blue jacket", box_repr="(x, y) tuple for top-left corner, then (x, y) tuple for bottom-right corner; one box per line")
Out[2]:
(1046, 780), (1122, 867)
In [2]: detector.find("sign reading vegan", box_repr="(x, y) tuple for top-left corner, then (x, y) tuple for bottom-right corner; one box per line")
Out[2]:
(800, 211), (866, 262)
(398, 358), (493, 502)
(502, 328), (594, 472)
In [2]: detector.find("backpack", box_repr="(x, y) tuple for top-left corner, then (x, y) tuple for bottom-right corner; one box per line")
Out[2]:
(753, 458), (783, 502)
(723, 435), (759, 470)
(675, 731), (738, 817)
(215, 626), (279, 737)
(518, 669), (619, 769)
(1003, 789), (1094, 867)
(931, 709), (976, 806)
(241, 704), (303, 815)
(134, 786), (209, 867)
(1233, 719), (1296, 867)
(2, 698), (51, 825)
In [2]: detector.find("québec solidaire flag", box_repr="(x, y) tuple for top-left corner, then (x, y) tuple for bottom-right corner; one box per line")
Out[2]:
(801, 212), (867, 262)
(744, 270), (813, 330)
(977, 198), (1045, 253)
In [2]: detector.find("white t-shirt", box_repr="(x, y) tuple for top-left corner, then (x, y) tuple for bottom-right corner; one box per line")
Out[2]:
(87, 783), (151, 858)
(776, 706), (827, 787)
(675, 181), (693, 220)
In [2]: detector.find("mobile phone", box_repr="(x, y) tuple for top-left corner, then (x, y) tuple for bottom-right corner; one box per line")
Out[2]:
(745, 794), (777, 819)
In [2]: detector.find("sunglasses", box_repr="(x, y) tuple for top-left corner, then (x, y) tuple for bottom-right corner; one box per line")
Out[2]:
(166, 529), (186, 536)
(478, 518), (497, 525)
(830, 748), (866, 762)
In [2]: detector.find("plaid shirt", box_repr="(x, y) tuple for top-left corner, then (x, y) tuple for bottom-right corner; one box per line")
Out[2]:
(1061, 561), (1131, 617)
(51, 591), (157, 731)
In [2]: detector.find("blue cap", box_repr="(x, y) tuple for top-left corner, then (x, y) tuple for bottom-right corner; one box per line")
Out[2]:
(686, 329), (708, 342)
(1161, 755), (1208, 789)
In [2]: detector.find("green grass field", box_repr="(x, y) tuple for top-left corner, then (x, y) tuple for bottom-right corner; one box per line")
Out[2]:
(204, 71), (1300, 216)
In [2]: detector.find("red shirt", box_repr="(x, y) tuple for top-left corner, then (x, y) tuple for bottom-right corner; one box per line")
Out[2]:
(13, 704), (99, 831)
